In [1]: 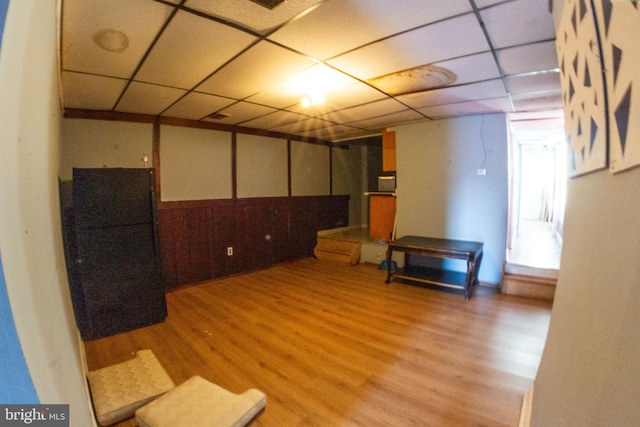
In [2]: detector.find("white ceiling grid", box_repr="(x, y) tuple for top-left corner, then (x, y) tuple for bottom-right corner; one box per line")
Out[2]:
(61, 0), (561, 143)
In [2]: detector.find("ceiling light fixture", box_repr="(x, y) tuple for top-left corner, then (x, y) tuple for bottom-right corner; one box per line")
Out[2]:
(288, 64), (352, 108)
(301, 91), (325, 108)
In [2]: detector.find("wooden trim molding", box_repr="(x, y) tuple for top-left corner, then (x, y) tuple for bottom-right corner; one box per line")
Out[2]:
(63, 108), (157, 123)
(518, 383), (534, 427)
(231, 132), (237, 199)
(153, 118), (161, 200)
(329, 144), (333, 195)
(287, 139), (292, 197)
(158, 198), (234, 210)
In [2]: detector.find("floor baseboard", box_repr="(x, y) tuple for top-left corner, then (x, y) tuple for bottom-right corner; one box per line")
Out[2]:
(518, 383), (534, 427)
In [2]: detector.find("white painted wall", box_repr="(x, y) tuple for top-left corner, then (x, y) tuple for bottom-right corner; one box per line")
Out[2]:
(0, 1), (95, 424)
(395, 114), (509, 285)
(61, 119), (153, 181)
(532, 168), (640, 426)
(61, 121), (342, 202)
(530, 0), (640, 424)
(291, 140), (330, 196)
(159, 125), (232, 201)
(237, 134), (288, 198)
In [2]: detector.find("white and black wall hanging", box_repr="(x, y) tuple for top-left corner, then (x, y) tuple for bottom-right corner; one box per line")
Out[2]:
(594, 0), (640, 173)
(556, 0), (609, 177)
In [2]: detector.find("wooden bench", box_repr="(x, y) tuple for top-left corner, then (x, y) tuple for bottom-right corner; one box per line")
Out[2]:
(386, 235), (483, 300)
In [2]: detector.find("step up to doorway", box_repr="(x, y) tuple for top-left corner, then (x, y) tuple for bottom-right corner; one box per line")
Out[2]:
(503, 262), (558, 279)
(501, 272), (556, 301)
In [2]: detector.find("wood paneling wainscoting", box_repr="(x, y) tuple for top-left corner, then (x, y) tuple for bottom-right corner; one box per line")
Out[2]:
(158, 196), (349, 289)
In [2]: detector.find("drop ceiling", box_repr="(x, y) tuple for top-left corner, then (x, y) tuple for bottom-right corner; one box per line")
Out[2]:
(60, 0), (562, 143)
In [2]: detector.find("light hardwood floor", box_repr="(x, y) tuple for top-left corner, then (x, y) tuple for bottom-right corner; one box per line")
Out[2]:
(84, 258), (552, 427)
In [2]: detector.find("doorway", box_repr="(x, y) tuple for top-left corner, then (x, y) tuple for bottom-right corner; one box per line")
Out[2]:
(507, 111), (566, 270)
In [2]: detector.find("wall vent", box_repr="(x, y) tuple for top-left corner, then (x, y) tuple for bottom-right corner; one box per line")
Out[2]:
(248, 0), (286, 10)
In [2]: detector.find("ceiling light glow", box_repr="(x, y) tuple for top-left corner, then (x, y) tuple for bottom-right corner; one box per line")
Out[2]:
(301, 91), (325, 107)
(288, 64), (352, 107)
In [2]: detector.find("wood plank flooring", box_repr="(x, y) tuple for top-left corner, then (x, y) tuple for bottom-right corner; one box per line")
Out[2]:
(84, 258), (551, 427)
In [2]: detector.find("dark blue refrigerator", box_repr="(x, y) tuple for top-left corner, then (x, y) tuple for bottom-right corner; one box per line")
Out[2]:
(68, 168), (167, 340)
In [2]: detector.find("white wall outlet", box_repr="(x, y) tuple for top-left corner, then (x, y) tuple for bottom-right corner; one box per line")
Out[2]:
(376, 253), (382, 260)
(227, 247), (233, 256)
(477, 168), (487, 176)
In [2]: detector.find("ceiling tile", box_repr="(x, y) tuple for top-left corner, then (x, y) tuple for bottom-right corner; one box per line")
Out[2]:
(396, 79), (508, 109)
(196, 41), (316, 100)
(507, 72), (561, 95)
(135, 10), (258, 89)
(115, 81), (187, 115)
(509, 109), (565, 122)
(269, 0), (471, 60)
(498, 41), (559, 75)
(479, 0), (555, 49)
(433, 52), (501, 86)
(60, 0), (565, 141)
(161, 92), (237, 120)
(243, 86), (302, 110)
(269, 117), (335, 134)
(299, 125), (367, 141)
(512, 91), (562, 112)
(184, 0), (321, 35)
(474, 0), (507, 8)
(345, 109), (425, 129)
(327, 13), (489, 81)
(62, 0), (174, 78)
(61, 72), (128, 110)
(318, 99), (408, 123)
(209, 102), (278, 125)
(241, 110), (309, 130)
(417, 97), (513, 118)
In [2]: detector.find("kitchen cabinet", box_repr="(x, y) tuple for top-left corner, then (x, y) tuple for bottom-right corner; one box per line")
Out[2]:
(369, 195), (396, 241)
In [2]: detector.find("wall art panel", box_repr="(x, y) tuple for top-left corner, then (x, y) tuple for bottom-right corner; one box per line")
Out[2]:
(594, 0), (640, 173)
(556, 0), (608, 177)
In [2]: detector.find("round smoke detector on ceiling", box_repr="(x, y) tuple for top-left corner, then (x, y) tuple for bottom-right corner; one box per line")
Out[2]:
(93, 29), (129, 53)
